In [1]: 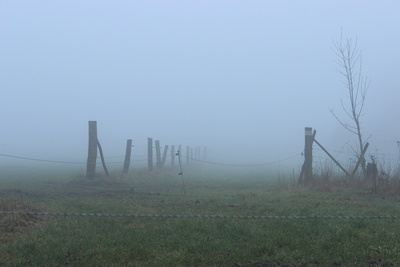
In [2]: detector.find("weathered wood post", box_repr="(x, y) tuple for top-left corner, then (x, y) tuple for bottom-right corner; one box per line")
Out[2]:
(198, 146), (201, 160)
(191, 148), (194, 163)
(186, 146), (189, 165)
(171, 145), (175, 166)
(155, 140), (162, 168)
(195, 147), (199, 160)
(161, 145), (168, 167)
(304, 127), (313, 183)
(148, 138), (153, 171)
(96, 139), (110, 178)
(203, 146), (207, 160)
(122, 139), (132, 174)
(86, 121), (97, 179)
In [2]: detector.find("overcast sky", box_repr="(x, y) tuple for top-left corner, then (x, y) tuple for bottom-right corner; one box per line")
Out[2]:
(1, 1), (399, 171)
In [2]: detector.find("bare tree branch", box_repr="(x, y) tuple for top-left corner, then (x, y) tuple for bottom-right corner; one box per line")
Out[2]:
(331, 32), (370, 174)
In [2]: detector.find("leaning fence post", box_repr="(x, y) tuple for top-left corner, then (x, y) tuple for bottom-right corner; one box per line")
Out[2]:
(86, 121), (97, 179)
(155, 140), (161, 168)
(171, 145), (175, 166)
(161, 145), (168, 167)
(351, 142), (370, 177)
(122, 139), (132, 174)
(97, 139), (110, 178)
(148, 138), (153, 171)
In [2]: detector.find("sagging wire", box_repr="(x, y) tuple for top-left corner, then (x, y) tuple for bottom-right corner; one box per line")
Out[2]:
(176, 150), (186, 196)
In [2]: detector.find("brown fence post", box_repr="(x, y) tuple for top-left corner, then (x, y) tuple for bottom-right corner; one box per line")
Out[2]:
(186, 146), (189, 165)
(97, 139), (110, 178)
(203, 146), (207, 160)
(86, 121), (97, 179)
(304, 127), (314, 184)
(171, 145), (175, 166)
(161, 145), (169, 167)
(122, 139), (132, 174)
(155, 140), (161, 168)
(198, 146), (201, 160)
(148, 138), (153, 171)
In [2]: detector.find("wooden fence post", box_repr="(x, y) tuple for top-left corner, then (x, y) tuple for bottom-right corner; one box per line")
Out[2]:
(304, 127), (313, 183)
(155, 140), (162, 168)
(122, 139), (132, 174)
(186, 146), (189, 164)
(203, 146), (207, 160)
(161, 145), (168, 167)
(148, 138), (153, 171)
(96, 139), (110, 178)
(198, 146), (201, 160)
(171, 145), (175, 166)
(86, 121), (97, 179)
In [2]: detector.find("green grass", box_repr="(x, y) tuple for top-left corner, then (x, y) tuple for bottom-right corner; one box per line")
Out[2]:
(1, 167), (400, 266)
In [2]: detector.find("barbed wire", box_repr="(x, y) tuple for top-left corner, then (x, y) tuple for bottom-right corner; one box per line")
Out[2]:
(1, 211), (400, 220)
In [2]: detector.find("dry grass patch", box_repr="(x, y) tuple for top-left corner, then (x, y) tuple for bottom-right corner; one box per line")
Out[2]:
(0, 199), (44, 244)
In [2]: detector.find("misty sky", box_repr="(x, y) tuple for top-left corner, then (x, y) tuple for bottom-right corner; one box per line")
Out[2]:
(1, 1), (399, 170)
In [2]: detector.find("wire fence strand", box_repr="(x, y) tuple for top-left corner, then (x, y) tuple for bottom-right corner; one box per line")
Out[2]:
(1, 211), (400, 220)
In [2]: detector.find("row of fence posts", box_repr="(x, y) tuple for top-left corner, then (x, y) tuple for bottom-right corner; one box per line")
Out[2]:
(86, 121), (207, 179)
(87, 122), (369, 181)
(146, 138), (206, 171)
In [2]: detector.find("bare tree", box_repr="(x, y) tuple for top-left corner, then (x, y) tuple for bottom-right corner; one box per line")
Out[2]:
(331, 34), (370, 175)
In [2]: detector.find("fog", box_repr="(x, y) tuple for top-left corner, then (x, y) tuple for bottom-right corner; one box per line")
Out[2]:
(1, 1), (399, 172)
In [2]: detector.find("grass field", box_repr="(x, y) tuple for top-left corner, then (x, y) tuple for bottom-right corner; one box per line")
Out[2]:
(1, 166), (400, 266)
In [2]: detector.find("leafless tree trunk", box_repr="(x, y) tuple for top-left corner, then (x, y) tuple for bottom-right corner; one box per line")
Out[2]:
(331, 33), (370, 175)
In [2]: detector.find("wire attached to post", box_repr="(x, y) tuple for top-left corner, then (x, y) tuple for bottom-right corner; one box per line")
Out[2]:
(176, 150), (186, 196)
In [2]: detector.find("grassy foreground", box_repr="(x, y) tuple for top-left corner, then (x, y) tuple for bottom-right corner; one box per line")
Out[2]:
(1, 167), (400, 266)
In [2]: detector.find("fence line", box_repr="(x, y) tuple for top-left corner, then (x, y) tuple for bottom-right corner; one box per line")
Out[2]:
(1, 211), (400, 220)
(0, 153), (86, 165)
(0, 152), (301, 168)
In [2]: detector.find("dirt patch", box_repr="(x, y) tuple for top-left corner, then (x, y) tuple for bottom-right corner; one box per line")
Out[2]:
(0, 199), (44, 243)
